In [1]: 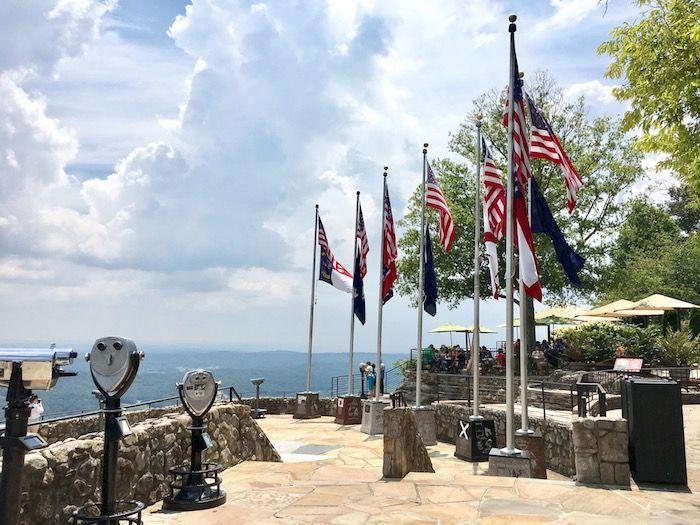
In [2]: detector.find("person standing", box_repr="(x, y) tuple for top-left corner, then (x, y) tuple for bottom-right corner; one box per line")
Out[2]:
(366, 363), (376, 397)
(28, 394), (44, 433)
(380, 361), (386, 394)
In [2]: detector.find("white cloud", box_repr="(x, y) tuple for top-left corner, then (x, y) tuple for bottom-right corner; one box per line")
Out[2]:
(564, 80), (617, 105)
(535, 0), (600, 33)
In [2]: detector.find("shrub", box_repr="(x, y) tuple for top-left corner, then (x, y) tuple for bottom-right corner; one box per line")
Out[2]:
(554, 322), (660, 364)
(656, 327), (700, 366)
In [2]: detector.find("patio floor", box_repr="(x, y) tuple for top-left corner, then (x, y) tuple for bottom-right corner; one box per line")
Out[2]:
(141, 409), (700, 524)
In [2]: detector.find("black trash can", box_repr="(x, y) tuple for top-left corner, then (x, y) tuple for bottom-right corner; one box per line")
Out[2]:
(621, 377), (687, 485)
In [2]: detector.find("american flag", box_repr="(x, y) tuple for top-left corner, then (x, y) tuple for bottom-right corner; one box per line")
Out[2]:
(482, 139), (506, 241)
(502, 58), (531, 193)
(481, 139), (506, 299)
(527, 96), (584, 213)
(356, 203), (369, 278)
(382, 180), (398, 303)
(426, 162), (455, 252)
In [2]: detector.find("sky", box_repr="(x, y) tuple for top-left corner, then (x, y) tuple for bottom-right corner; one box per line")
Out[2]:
(0, 0), (649, 353)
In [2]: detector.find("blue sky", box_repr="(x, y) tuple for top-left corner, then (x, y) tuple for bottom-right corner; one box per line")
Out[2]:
(0, 0), (648, 353)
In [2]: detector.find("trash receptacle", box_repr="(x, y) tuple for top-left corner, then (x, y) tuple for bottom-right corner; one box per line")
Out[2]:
(621, 377), (687, 485)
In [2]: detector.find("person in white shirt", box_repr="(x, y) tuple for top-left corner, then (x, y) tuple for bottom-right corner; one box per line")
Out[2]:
(28, 394), (44, 433)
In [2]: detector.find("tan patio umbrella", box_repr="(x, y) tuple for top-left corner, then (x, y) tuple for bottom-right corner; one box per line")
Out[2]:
(584, 299), (636, 317)
(624, 294), (700, 311)
(429, 323), (468, 346)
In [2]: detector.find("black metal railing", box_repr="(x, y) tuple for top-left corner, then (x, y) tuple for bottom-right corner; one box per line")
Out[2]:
(581, 366), (700, 395)
(575, 381), (607, 417)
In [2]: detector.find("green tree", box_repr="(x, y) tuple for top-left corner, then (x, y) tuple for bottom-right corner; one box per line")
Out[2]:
(397, 72), (644, 312)
(598, 198), (700, 304)
(599, 0), (700, 188)
(667, 182), (700, 234)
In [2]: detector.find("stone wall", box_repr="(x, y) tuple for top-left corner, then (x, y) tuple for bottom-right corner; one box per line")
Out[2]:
(397, 372), (522, 405)
(433, 401), (575, 477)
(16, 403), (280, 525)
(572, 417), (630, 486)
(237, 396), (335, 416)
(37, 405), (184, 445)
(383, 408), (434, 478)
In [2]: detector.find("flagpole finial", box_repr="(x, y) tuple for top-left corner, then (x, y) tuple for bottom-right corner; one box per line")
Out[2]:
(476, 113), (483, 127)
(315, 204), (319, 209)
(383, 166), (388, 177)
(356, 190), (360, 196)
(519, 71), (525, 78)
(423, 143), (428, 155)
(508, 14), (517, 32)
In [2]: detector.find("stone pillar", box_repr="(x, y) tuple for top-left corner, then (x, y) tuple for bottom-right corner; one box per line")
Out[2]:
(361, 399), (389, 435)
(383, 408), (435, 479)
(572, 417), (630, 487)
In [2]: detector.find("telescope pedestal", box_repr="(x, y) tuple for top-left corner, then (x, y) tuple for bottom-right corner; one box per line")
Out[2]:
(163, 416), (226, 511)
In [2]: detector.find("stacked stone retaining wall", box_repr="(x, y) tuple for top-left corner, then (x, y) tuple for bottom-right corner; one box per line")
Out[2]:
(14, 403), (280, 525)
(433, 400), (575, 477)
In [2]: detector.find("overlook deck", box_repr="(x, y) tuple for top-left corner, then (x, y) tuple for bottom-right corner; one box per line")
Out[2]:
(141, 412), (700, 524)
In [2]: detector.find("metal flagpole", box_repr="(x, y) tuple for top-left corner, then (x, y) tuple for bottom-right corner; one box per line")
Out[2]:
(503, 14), (520, 455)
(518, 77), (533, 436)
(415, 143), (428, 408)
(472, 117), (483, 421)
(375, 168), (388, 401)
(306, 204), (319, 392)
(348, 191), (360, 396)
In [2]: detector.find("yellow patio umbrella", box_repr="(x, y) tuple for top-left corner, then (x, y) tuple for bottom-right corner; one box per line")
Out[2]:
(429, 323), (468, 346)
(535, 305), (584, 320)
(464, 324), (497, 334)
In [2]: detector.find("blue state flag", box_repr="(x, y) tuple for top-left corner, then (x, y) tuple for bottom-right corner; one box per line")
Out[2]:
(353, 249), (366, 324)
(530, 177), (584, 286)
(423, 226), (437, 316)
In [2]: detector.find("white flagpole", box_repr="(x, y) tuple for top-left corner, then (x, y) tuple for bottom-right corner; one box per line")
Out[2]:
(503, 14), (520, 455)
(518, 75), (533, 436)
(472, 116), (483, 421)
(415, 143), (428, 408)
(306, 204), (319, 392)
(348, 191), (360, 396)
(375, 168), (388, 401)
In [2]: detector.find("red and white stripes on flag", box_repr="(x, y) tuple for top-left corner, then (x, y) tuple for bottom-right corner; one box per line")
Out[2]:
(426, 162), (455, 252)
(382, 181), (398, 303)
(503, 99), (532, 192)
(527, 96), (584, 213)
(514, 186), (542, 302)
(356, 203), (370, 278)
(482, 139), (506, 299)
(318, 216), (354, 293)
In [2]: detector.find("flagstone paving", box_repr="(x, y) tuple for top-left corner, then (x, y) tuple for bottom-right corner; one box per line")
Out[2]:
(142, 412), (700, 524)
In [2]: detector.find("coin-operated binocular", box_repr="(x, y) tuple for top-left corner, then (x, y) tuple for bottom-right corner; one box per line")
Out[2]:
(0, 347), (77, 525)
(163, 369), (227, 511)
(71, 337), (145, 525)
(250, 377), (266, 419)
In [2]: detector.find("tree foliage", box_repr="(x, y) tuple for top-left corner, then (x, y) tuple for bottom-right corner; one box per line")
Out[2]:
(599, 0), (700, 188)
(598, 196), (700, 304)
(396, 72), (643, 308)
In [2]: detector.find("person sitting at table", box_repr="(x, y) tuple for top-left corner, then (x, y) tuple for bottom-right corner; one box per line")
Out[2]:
(495, 349), (506, 369)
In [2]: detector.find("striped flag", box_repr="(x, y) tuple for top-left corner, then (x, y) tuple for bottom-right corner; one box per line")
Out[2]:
(506, 37), (542, 302)
(356, 203), (369, 278)
(426, 162), (455, 252)
(502, 64), (531, 194)
(318, 216), (353, 293)
(382, 181), (398, 303)
(527, 96), (584, 213)
(482, 139), (506, 299)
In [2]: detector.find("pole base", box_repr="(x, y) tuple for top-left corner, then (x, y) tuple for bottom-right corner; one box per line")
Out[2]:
(334, 395), (362, 425)
(488, 447), (532, 478)
(515, 430), (547, 479)
(361, 399), (390, 435)
(71, 500), (144, 524)
(293, 391), (321, 419)
(162, 491), (227, 512)
(455, 417), (497, 462)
